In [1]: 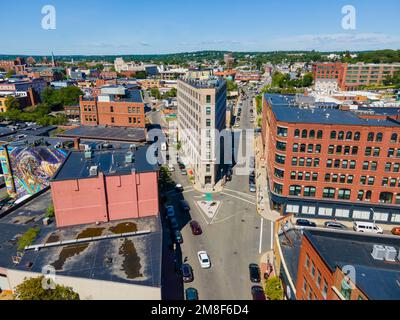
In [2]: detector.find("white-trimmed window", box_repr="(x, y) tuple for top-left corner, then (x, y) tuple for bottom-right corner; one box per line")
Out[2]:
(335, 209), (350, 218)
(353, 210), (370, 220)
(373, 212), (389, 222)
(319, 207), (333, 216)
(302, 206), (316, 215)
(391, 214), (400, 223)
(286, 205), (300, 214)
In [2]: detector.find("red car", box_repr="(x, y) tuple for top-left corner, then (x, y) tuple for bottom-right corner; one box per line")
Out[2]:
(190, 221), (202, 235)
(391, 227), (400, 236)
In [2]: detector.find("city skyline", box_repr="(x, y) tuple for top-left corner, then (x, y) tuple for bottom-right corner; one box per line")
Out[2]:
(0, 0), (399, 55)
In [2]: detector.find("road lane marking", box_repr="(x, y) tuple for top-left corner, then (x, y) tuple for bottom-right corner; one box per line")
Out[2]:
(259, 218), (264, 254)
(193, 200), (211, 225)
(270, 221), (274, 250)
(223, 188), (256, 199)
(221, 192), (256, 206)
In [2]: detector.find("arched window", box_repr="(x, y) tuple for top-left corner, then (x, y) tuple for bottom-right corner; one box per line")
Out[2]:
(391, 133), (398, 143)
(352, 146), (358, 155)
(338, 189), (351, 200)
(289, 185), (302, 196)
(330, 131), (337, 139)
(323, 187), (336, 199)
(365, 190), (372, 201)
(367, 132), (374, 142)
(357, 190), (364, 201)
(302, 129), (308, 139)
(346, 131), (353, 140)
(379, 192), (393, 204)
(376, 133), (383, 142)
(309, 130), (315, 139)
(303, 186), (316, 197)
(354, 132), (361, 141)
(338, 131), (344, 140)
(294, 129), (300, 138)
(317, 130), (323, 139)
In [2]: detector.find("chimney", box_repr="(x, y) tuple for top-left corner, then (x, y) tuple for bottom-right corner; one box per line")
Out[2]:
(74, 137), (81, 150)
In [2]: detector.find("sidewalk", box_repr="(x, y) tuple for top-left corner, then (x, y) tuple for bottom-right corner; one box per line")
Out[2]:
(254, 134), (281, 222)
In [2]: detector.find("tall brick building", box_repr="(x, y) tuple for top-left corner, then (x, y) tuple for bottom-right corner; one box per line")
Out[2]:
(80, 86), (145, 128)
(262, 94), (400, 224)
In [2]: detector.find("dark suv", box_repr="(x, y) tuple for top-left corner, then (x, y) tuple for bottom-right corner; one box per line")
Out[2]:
(249, 263), (261, 283)
(181, 263), (194, 283)
(296, 219), (317, 228)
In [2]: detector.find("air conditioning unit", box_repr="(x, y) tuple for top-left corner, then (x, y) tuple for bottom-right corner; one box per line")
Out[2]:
(89, 166), (98, 176)
(371, 244), (385, 260)
(384, 246), (397, 262)
(84, 150), (92, 159)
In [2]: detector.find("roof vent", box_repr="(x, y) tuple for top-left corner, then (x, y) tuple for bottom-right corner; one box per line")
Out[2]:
(84, 150), (92, 159)
(89, 166), (98, 176)
(125, 152), (134, 164)
(371, 244), (385, 260)
(384, 246), (397, 262)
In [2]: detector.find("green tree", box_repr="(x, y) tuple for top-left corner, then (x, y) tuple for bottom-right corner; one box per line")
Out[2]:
(46, 205), (55, 218)
(150, 87), (162, 99)
(15, 276), (80, 300)
(265, 276), (284, 300)
(255, 95), (263, 115)
(226, 80), (238, 93)
(5, 96), (20, 111)
(302, 72), (314, 87)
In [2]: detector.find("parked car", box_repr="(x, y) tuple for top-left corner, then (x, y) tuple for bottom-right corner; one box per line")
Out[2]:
(251, 286), (266, 300)
(174, 230), (183, 244)
(178, 163), (185, 170)
(249, 184), (256, 193)
(168, 164), (175, 172)
(353, 221), (383, 234)
(168, 216), (179, 230)
(165, 205), (175, 218)
(296, 219), (317, 228)
(249, 263), (261, 283)
(181, 263), (193, 283)
(175, 184), (184, 192)
(180, 200), (190, 211)
(181, 169), (188, 175)
(391, 227), (400, 236)
(324, 221), (347, 230)
(190, 221), (203, 235)
(197, 251), (211, 269)
(185, 288), (198, 300)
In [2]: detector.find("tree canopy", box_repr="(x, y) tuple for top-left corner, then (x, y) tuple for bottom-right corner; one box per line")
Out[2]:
(15, 276), (80, 300)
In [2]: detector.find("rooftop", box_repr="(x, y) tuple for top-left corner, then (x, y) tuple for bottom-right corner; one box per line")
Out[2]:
(279, 228), (400, 300)
(305, 229), (400, 300)
(0, 191), (162, 288)
(180, 77), (226, 89)
(52, 146), (158, 181)
(58, 125), (147, 143)
(266, 94), (400, 127)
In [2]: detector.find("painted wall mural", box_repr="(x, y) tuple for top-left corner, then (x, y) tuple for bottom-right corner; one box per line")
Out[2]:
(0, 146), (68, 199)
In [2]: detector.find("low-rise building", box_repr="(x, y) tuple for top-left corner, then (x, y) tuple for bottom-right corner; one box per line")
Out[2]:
(51, 146), (159, 228)
(80, 86), (145, 128)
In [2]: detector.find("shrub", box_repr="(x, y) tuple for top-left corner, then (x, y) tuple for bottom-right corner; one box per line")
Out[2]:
(17, 227), (40, 251)
(265, 276), (284, 300)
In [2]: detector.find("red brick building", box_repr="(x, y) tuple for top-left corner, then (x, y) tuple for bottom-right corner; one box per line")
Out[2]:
(313, 62), (400, 90)
(80, 86), (145, 128)
(262, 94), (400, 223)
(51, 146), (159, 228)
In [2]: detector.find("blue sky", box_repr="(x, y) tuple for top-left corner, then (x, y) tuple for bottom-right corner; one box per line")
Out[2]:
(0, 0), (399, 55)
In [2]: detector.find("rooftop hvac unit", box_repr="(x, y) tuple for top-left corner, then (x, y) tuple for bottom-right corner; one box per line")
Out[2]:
(84, 150), (92, 159)
(371, 244), (386, 260)
(89, 166), (98, 177)
(384, 246), (397, 262)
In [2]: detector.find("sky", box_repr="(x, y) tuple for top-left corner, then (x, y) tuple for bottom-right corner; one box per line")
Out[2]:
(0, 0), (399, 55)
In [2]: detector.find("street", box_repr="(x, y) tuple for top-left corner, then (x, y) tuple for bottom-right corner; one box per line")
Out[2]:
(156, 83), (274, 300)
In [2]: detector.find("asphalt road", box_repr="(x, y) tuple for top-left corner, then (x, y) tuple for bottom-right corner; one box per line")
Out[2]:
(158, 83), (274, 300)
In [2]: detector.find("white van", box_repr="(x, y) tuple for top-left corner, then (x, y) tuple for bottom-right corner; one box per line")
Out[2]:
(353, 221), (383, 234)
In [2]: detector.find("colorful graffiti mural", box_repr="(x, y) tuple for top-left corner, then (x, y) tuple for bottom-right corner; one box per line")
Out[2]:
(0, 146), (68, 199)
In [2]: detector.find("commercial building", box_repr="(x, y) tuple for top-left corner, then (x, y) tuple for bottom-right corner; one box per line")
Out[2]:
(312, 62), (400, 90)
(51, 146), (159, 228)
(177, 77), (227, 187)
(276, 226), (400, 300)
(0, 191), (162, 300)
(262, 94), (400, 224)
(80, 86), (145, 128)
(235, 71), (261, 82)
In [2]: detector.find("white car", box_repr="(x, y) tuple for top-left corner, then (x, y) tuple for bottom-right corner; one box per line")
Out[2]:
(198, 251), (211, 269)
(353, 221), (383, 234)
(168, 164), (175, 172)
